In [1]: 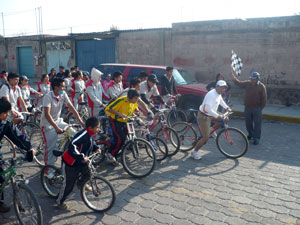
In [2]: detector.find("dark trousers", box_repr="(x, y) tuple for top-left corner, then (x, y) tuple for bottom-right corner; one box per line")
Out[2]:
(109, 119), (127, 156)
(244, 106), (262, 140)
(56, 162), (90, 205)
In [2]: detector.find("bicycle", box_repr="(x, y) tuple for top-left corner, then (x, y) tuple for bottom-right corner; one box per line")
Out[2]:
(165, 95), (188, 127)
(66, 101), (89, 124)
(135, 119), (168, 161)
(29, 125), (80, 166)
(172, 110), (248, 158)
(95, 115), (156, 178)
(40, 150), (115, 212)
(147, 108), (180, 156)
(16, 112), (40, 139)
(0, 138), (43, 224)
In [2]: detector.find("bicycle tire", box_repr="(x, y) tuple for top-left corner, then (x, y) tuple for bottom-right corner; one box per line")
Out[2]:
(30, 129), (46, 166)
(122, 138), (156, 178)
(167, 109), (188, 127)
(216, 127), (248, 158)
(14, 183), (43, 225)
(172, 122), (197, 151)
(147, 137), (168, 161)
(66, 111), (89, 124)
(80, 175), (116, 212)
(0, 136), (16, 159)
(156, 127), (180, 156)
(94, 140), (110, 166)
(41, 165), (63, 197)
(17, 122), (40, 154)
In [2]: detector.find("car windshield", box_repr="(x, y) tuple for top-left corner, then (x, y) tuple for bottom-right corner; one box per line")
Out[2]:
(173, 69), (198, 85)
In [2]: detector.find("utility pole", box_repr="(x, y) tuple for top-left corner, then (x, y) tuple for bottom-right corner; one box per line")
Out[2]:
(1, 12), (8, 71)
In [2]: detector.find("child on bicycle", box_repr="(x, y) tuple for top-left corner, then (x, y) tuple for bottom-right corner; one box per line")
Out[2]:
(0, 98), (36, 213)
(56, 116), (101, 210)
(104, 89), (140, 165)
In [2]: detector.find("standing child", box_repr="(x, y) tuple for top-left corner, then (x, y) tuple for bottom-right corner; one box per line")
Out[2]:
(71, 71), (86, 110)
(56, 117), (101, 210)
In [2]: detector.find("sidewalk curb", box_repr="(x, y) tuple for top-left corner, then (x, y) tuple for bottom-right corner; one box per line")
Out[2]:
(232, 110), (300, 124)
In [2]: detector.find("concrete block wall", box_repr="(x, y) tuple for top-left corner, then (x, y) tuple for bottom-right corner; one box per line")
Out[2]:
(117, 29), (172, 66)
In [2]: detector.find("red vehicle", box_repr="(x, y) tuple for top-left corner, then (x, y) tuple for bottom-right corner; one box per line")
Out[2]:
(98, 63), (207, 111)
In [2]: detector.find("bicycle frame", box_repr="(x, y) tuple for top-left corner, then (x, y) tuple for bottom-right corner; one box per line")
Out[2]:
(0, 164), (16, 194)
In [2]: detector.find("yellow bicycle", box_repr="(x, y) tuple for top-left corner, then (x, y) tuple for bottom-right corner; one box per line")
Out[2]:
(29, 125), (81, 166)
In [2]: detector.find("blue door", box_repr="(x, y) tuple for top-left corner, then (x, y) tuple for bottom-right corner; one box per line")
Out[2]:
(76, 39), (115, 73)
(18, 47), (34, 80)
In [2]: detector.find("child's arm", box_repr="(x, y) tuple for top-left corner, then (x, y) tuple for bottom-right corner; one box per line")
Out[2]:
(67, 132), (86, 163)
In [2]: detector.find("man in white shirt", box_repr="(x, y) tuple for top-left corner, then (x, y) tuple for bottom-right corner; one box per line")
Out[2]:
(140, 74), (166, 109)
(0, 73), (28, 123)
(107, 71), (123, 100)
(41, 78), (84, 167)
(192, 80), (231, 160)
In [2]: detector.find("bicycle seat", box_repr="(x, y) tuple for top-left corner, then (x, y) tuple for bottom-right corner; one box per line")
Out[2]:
(79, 101), (87, 106)
(188, 108), (199, 113)
(53, 150), (64, 157)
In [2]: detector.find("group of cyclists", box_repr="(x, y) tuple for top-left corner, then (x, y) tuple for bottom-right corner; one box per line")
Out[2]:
(0, 64), (233, 213)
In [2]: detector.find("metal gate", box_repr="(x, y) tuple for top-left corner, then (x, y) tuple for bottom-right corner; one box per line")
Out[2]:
(18, 46), (34, 80)
(46, 41), (72, 73)
(76, 39), (115, 73)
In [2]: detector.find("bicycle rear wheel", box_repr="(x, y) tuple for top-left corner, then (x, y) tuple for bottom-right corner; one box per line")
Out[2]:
(41, 165), (64, 197)
(18, 122), (40, 140)
(216, 127), (248, 158)
(167, 109), (188, 127)
(0, 136), (17, 159)
(148, 137), (168, 161)
(14, 183), (43, 225)
(81, 175), (116, 212)
(94, 140), (110, 166)
(156, 127), (180, 156)
(122, 138), (156, 178)
(172, 122), (197, 151)
(30, 129), (46, 166)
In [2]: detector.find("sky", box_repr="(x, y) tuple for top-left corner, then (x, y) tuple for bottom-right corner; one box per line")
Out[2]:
(0, 0), (300, 37)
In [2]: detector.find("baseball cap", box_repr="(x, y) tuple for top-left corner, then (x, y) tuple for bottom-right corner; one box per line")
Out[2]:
(250, 72), (260, 79)
(20, 75), (29, 81)
(216, 80), (227, 87)
(148, 74), (159, 84)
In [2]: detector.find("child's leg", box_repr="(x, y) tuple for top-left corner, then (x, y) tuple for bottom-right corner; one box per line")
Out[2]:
(42, 127), (58, 166)
(56, 163), (79, 206)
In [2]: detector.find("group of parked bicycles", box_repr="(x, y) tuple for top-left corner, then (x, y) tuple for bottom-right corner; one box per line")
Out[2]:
(0, 94), (249, 225)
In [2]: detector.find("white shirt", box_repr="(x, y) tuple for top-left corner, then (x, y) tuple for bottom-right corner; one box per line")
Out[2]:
(199, 89), (229, 118)
(86, 81), (104, 107)
(74, 80), (85, 93)
(108, 81), (123, 99)
(0, 84), (22, 111)
(40, 91), (71, 128)
(140, 81), (159, 101)
(20, 85), (39, 108)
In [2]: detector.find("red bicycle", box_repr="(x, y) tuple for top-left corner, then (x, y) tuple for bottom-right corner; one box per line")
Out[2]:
(172, 110), (248, 158)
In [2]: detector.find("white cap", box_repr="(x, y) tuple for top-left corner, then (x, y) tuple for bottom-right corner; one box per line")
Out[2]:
(216, 80), (227, 87)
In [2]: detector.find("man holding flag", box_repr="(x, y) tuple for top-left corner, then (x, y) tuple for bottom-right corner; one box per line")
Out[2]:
(230, 51), (267, 145)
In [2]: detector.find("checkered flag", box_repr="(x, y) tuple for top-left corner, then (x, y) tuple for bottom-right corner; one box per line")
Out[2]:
(231, 50), (243, 76)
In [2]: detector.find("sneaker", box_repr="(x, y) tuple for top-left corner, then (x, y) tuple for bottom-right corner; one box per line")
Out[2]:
(46, 172), (55, 179)
(57, 203), (69, 210)
(191, 151), (202, 160)
(210, 131), (218, 139)
(105, 152), (117, 163)
(253, 139), (259, 145)
(0, 202), (10, 213)
(247, 136), (253, 140)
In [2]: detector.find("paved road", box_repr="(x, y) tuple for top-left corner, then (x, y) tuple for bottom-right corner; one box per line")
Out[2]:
(1, 118), (300, 225)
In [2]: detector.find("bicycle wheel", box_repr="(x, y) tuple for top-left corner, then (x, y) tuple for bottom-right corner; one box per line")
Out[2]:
(122, 138), (156, 178)
(18, 122), (40, 139)
(0, 136), (16, 159)
(216, 127), (248, 158)
(81, 175), (116, 212)
(148, 137), (168, 161)
(172, 122), (197, 151)
(66, 111), (89, 124)
(156, 127), (180, 156)
(41, 165), (64, 197)
(167, 109), (188, 127)
(94, 140), (110, 166)
(30, 129), (46, 166)
(13, 183), (43, 225)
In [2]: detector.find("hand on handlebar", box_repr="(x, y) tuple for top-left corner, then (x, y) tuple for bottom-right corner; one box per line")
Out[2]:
(55, 127), (64, 134)
(120, 113), (128, 120)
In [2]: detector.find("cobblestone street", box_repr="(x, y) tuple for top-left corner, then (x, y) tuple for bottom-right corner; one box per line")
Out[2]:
(1, 118), (300, 225)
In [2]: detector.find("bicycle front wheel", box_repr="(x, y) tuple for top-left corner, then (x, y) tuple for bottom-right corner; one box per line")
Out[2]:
(14, 183), (43, 225)
(156, 127), (180, 156)
(41, 165), (64, 197)
(81, 175), (116, 212)
(167, 109), (188, 127)
(148, 137), (168, 161)
(172, 122), (197, 151)
(30, 129), (46, 166)
(216, 127), (248, 158)
(18, 122), (40, 140)
(122, 138), (156, 178)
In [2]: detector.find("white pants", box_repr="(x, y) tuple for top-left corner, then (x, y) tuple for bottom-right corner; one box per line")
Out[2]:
(41, 118), (75, 166)
(73, 93), (83, 110)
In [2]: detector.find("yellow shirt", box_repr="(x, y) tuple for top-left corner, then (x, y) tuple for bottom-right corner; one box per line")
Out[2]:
(105, 96), (138, 122)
